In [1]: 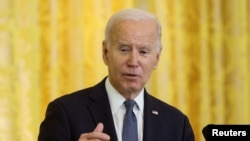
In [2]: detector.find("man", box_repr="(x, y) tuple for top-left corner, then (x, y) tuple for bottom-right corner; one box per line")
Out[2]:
(38, 8), (195, 141)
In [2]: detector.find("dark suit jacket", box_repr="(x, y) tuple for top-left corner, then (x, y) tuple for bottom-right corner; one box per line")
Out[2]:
(38, 77), (195, 141)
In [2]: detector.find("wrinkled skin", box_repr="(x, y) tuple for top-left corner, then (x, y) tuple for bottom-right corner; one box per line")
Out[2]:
(103, 19), (161, 99)
(78, 19), (161, 141)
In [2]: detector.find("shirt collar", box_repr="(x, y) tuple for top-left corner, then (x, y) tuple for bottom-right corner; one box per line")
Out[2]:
(105, 77), (144, 114)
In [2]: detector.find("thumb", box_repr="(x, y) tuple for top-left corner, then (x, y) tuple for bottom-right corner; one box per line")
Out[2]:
(93, 122), (104, 132)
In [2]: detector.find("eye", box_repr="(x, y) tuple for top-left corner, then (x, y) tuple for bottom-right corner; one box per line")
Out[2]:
(121, 48), (129, 52)
(119, 45), (130, 53)
(139, 50), (148, 54)
(139, 48), (150, 55)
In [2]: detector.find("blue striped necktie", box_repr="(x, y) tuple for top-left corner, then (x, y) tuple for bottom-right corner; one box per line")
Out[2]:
(122, 100), (138, 141)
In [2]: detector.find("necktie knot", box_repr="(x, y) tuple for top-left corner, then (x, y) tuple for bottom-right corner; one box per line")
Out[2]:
(124, 100), (136, 111)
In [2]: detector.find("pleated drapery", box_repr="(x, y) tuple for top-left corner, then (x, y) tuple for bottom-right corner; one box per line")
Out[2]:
(0, 0), (249, 141)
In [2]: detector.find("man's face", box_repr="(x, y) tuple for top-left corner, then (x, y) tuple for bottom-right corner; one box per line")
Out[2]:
(103, 19), (161, 98)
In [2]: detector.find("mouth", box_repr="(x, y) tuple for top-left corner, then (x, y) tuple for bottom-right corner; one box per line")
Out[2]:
(123, 73), (140, 79)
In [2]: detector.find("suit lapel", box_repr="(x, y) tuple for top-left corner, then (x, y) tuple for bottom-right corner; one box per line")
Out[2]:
(87, 78), (118, 141)
(143, 91), (161, 141)
(85, 78), (160, 141)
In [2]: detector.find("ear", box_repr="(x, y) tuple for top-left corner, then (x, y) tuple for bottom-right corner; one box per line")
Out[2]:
(102, 41), (109, 66)
(153, 47), (162, 70)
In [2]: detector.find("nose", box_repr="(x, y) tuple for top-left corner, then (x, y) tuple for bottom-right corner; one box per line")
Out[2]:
(127, 50), (139, 67)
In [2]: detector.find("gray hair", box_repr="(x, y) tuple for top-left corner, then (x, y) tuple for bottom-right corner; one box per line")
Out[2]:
(104, 8), (162, 50)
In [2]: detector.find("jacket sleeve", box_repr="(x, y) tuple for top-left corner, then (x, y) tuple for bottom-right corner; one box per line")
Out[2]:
(183, 115), (195, 141)
(38, 101), (71, 141)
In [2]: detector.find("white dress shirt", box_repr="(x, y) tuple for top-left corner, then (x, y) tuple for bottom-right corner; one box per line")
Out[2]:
(105, 77), (144, 141)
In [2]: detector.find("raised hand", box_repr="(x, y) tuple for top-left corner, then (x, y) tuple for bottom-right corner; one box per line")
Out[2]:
(78, 123), (110, 141)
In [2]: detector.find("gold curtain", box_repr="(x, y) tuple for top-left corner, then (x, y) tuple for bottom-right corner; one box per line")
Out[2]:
(0, 0), (249, 141)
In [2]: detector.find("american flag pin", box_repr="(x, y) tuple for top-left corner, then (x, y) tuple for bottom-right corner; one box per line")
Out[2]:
(152, 110), (158, 115)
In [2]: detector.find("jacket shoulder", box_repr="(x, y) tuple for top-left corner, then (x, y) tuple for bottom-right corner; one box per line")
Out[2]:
(146, 94), (187, 118)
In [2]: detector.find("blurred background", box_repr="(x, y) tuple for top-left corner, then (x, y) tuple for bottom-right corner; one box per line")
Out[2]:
(0, 0), (249, 140)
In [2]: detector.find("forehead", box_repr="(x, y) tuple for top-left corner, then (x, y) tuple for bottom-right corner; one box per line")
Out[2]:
(110, 19), (158, 44)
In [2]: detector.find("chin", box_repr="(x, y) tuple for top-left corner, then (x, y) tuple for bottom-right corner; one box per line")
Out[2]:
(125, 85), (142, 92)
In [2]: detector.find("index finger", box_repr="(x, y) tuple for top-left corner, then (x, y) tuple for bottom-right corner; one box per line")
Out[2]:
(79, 131), (110, 141)
(94, 123), (104, 132)
(78, 123), (110, 141)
